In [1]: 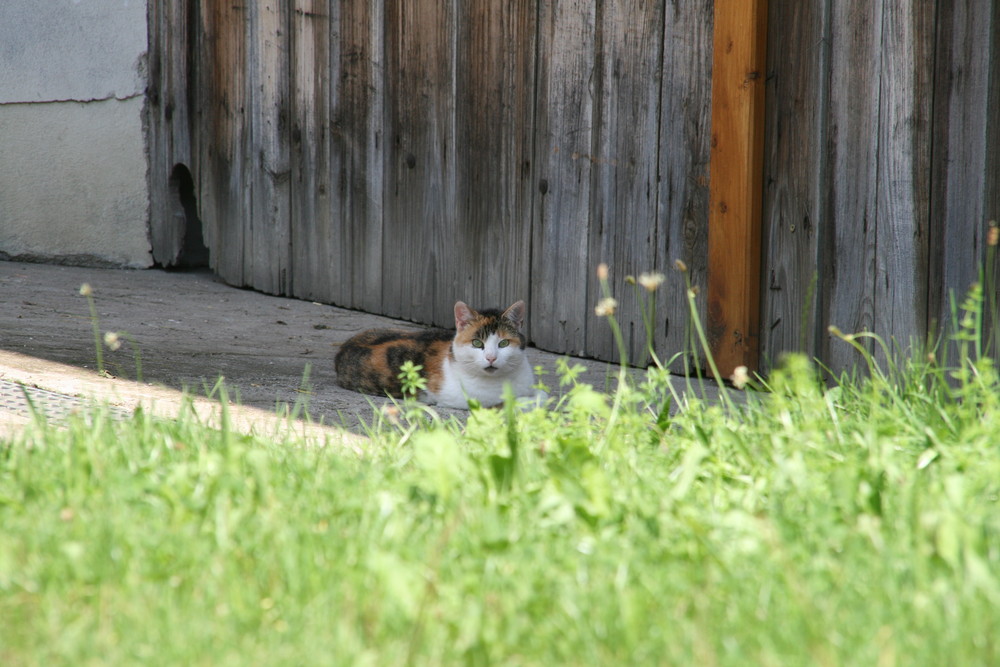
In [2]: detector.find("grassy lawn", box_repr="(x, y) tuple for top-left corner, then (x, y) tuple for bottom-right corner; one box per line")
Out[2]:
(3, 275), (1000, 665)
(2, 347), (999, 666)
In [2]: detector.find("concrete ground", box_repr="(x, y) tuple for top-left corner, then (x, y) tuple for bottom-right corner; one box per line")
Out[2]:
(0, 260), (736, 440)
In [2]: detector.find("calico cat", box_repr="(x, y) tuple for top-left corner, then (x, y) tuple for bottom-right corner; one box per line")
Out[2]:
(335, 300), (544, 409)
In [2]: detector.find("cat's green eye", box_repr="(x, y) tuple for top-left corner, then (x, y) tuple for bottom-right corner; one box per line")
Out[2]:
(472, 339), (484, 348)
(498, 339), (510, 348)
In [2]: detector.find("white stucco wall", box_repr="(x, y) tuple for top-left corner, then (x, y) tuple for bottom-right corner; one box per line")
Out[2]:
(0, 0), (152, 268)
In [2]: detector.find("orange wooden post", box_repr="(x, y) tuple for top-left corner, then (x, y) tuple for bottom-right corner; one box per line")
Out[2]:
(708, 0), (768, 376)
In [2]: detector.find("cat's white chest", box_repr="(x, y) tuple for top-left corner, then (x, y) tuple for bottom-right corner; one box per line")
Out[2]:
(428, 356), (535, 409)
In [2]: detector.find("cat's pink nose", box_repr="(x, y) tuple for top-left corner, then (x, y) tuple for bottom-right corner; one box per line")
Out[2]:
(485, 353), (497, 364)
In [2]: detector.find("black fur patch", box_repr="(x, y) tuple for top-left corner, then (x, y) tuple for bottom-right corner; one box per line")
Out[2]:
(386, 344), (425, 375)
(335, 327), (453, 398)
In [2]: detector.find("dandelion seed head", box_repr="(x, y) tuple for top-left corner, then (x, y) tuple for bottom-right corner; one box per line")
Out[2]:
(730, 365), (750, 390)
(597, 263), (609, 280)
(103, 331), (121, 351)
(638, 272), (665, 291)
(79, 283), (92, 297)
(594, 297), (618, 317)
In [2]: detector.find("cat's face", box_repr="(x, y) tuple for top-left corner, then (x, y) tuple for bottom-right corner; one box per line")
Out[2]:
(452, 301), (526, 375)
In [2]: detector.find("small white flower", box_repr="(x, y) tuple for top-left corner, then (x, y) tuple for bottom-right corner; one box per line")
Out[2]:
(597, 263), (609, 280)
(103, 331), (122, 351)
(594, 297), (618, 317)
(79, 283), (93, 297)
(637, 272), (665, 292)
(730, 365), (750, 390)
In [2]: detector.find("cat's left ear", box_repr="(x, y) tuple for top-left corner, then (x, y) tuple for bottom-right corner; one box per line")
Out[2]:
(502, 300), (526, 332)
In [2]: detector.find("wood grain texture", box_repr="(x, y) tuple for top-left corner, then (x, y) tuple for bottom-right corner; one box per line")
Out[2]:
(147, 0), (193, 267)
(584, 0), (667, 364)
(822, 0), (976, 374)
(766, 0), (998, 374)
(248, 0), (292, 294)
(987, 5), (1000, 354)
(453, 2), (536, 323)
(145, 0), (1000, 370)
(657, 1), (713, 372)
(981, 3), (1000, 229)
(197, 0), (250, 286)
(330, 1), (386, 313)
(873, 0), (934, 363)
(928, 3), (998, 350)
(153, 0), (721, 366)
(822, 1), (881, 374)
(288, 0), (333, 303)
(531, 0), (596, 357)
(708, 0), (768, 375)
(760, 0), (825, 370)
(381, 0), (458, 326)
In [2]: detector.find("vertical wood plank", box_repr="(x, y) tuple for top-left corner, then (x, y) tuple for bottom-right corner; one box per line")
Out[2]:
(453, 2), (536, 318)
(197, 0), (249, 286)
(248, 0), (292, 294)
(873, 1), (934, 362)
(707, 0), (768, 375)
(147, 0), (194, 267)
(584, 0), (666, 364)
(983, 2), (1000, 232)
(531, 0), (597, 356)
(382, 0), (458, 325)
(289, 0), (332, 303)
(983, 2), (1000, 359)
(657, 0), (714, 372)
(822, 1), (882, 374)
(928, 3), (999, 351)
(759, 0), (826, 370)
(328, 1), (386, 313)
(987, 6), (1000, 355)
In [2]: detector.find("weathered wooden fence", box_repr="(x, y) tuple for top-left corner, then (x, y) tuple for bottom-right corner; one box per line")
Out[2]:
(149, 0), (1000, 373)
(763, 2), (1000, 373)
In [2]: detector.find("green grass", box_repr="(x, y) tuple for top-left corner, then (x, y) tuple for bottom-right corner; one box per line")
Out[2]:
(2, 347), (999, 666)
(3, 269), (999, 665)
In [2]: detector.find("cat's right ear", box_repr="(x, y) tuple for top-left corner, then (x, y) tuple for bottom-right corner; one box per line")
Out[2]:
(454, 301), (476, 330)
